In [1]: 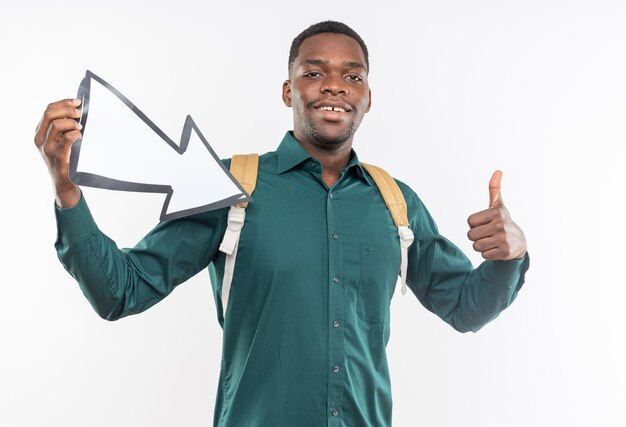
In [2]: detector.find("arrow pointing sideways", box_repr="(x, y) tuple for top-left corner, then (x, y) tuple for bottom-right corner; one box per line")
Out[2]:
(70, 70), (251, 221)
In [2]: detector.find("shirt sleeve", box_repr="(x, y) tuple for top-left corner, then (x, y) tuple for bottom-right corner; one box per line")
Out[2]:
(54, 193), (227, 321)
(401, 185), (530, 333)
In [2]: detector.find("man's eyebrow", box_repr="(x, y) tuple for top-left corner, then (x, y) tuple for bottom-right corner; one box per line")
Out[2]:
(302, 59), (329, 66)
(301, 59), (367, 70)
(342, 61), (366, 70)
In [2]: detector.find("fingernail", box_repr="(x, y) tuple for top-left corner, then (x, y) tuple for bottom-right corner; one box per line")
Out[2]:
(76, 123), (83, 130)
(73, 98), (81, 105)
(75, 109), (81, 115)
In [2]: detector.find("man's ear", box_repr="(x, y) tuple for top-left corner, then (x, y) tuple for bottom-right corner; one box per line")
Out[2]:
(366, 89), (372, 113)
(282, 80), (292, 107)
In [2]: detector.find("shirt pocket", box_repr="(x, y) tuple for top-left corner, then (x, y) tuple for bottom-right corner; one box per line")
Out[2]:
(358, 243), (398, 325)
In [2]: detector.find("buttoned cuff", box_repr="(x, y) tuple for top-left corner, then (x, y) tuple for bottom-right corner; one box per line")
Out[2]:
(54, 192), (98, 244)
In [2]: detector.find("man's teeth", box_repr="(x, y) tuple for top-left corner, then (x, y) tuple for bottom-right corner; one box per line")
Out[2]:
(317, 106), (347, 112)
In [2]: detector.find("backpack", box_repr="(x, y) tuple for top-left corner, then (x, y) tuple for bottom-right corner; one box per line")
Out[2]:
(218, 154), (414, 316)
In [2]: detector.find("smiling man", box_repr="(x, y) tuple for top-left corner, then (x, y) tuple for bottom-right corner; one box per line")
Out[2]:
(283, 31), (372, 189)
(36, 21), (528, 427)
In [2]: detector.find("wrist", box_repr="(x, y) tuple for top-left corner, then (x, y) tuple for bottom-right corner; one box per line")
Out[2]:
(54, 183), (81, 209)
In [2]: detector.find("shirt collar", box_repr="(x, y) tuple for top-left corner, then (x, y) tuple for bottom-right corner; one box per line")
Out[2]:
(276, 131), (373, 186)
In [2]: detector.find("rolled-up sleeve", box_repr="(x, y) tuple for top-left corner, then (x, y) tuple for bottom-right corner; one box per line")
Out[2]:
(54, 194), (226, 321)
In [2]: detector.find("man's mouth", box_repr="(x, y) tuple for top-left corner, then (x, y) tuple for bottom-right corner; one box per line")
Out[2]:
(315, 106), (348, 113)
(312, 100), (353, 113)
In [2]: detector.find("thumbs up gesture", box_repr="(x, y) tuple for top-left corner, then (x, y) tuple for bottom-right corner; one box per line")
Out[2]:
(467, 171), (527, 260)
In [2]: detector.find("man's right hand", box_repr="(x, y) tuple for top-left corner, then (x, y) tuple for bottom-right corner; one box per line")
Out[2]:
(35, 98), (83, 208)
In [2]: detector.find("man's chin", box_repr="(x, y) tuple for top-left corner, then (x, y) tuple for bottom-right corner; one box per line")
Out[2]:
(307, 123), (354, 149)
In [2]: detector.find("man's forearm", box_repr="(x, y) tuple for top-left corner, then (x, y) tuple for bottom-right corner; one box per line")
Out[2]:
(54, 194), (225, 320)
(450, 254), (530, 332)
(55, 195), (141, 320)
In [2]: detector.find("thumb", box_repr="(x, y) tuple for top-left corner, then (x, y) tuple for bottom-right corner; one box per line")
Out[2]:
(489, 170), (503, 208)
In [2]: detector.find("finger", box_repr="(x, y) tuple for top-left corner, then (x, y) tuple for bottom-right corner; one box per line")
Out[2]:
(472, 236), (499, 253)
(467, 207), (499, 228)
(481, 247), (504, 260)
(36, 101), (82, 146)
(42, 128), (82, 162)
(45, 118), (83, 142)
(467, 222), (501, 241)
(42, 119), (82, 155)
(489, 170), (503, 208)
(35, 98), (82, 147)
(59, 129), (82, 147)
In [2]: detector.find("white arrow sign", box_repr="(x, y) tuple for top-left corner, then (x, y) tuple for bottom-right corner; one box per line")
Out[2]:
(70, 70), (250, 221)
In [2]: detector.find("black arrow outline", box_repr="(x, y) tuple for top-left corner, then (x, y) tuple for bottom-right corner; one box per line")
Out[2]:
(70, 70), (251, 221)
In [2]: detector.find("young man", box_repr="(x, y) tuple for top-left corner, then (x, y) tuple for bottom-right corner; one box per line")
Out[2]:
(35, 21), (528, 427)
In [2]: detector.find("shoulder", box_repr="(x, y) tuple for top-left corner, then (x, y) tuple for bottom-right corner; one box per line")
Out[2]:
(392, 177), (418, 202)
(390, 177), (426, 212)
(359, 162), (429, 215)
(390, 176), (438, 233)
(221, 150), (277, 171)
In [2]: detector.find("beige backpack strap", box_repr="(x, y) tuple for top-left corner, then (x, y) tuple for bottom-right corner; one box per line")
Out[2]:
(219, 154), (259, 316)
(361, 163), (415, 295)
(230, 154), (259, 208)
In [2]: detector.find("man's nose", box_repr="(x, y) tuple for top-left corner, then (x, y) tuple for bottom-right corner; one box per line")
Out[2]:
(321, 73), (347, 95)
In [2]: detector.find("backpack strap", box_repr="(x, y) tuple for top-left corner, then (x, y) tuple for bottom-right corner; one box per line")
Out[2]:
(230, 154), (259, 209)
(361, 163), (415, 295)
(219, 154), (259, 315)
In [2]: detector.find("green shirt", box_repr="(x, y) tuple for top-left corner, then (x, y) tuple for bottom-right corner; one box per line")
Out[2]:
(55, 131), (529, 427)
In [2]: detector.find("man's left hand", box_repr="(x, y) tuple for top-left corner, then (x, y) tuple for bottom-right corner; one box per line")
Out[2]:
(466, 170), (527, 260)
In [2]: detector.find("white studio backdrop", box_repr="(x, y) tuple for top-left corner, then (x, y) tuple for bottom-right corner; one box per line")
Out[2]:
(1, 1), (624, 426)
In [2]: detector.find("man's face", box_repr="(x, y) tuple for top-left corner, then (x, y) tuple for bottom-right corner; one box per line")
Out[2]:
(283, 33), (371, 151)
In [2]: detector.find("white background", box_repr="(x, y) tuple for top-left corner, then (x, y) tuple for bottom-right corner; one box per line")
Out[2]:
(1, 1), (625, 426)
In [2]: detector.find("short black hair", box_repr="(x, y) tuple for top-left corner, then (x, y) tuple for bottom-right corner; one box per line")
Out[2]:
(288, 21), (369, 75)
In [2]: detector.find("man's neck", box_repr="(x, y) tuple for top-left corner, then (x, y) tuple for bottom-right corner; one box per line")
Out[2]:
(295, 136), (353, 188)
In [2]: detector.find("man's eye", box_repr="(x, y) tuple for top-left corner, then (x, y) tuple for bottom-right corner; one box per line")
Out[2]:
(347, 75), (363, 82)
(304, 72), (321, 78)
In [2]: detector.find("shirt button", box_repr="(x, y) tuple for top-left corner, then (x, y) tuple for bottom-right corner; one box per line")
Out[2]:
(329, 192), (334, 199)
(331, 409), (339, 417)
(311, 162), (318, 168)
(332, 320), (340, 328)
(332, 233), (338, 240)
(333, 365), (340, 373)
(332, 276), (339, 284)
